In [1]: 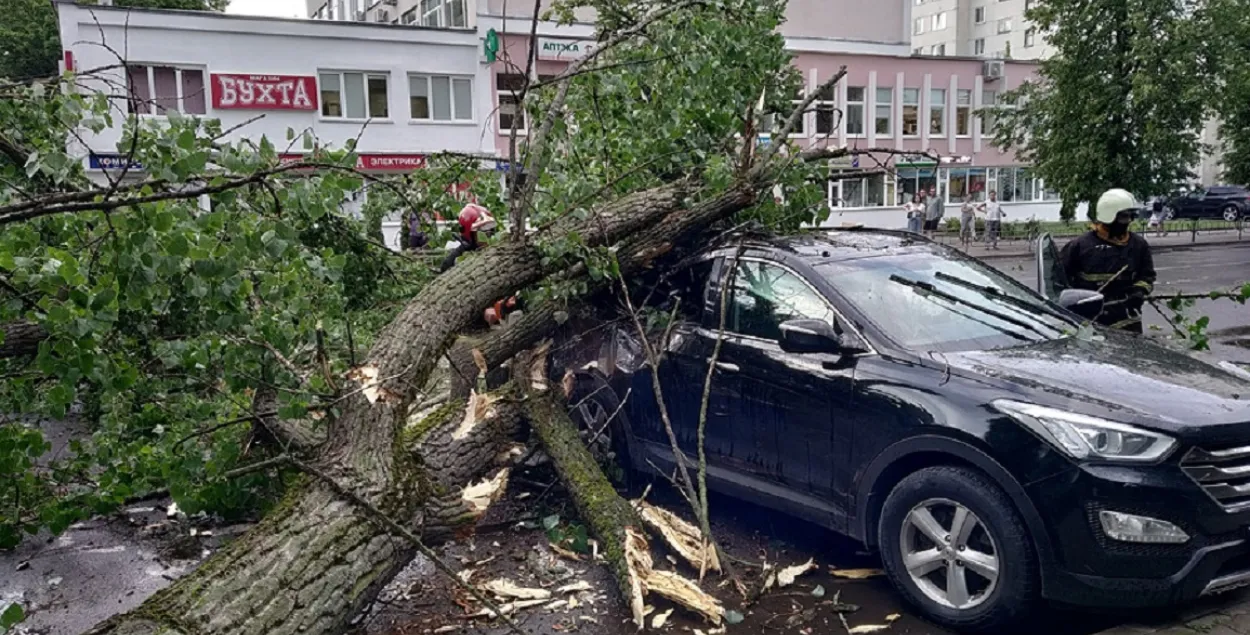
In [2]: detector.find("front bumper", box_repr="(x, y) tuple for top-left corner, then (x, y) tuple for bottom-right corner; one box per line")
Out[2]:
(1028, 461), (1250, 608)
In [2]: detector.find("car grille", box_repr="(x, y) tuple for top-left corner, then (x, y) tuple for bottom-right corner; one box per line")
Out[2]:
(1182, 445), (1250, 511)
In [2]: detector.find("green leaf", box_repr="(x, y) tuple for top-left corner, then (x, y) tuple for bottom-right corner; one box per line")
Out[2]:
(1, 602), (24, 630)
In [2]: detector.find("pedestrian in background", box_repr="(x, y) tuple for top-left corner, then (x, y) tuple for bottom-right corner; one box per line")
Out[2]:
(923, 186), (944, 238)
(959, 194), (978, 249)
(981, 190), (1006, 250)
(904, 193), (925, 234)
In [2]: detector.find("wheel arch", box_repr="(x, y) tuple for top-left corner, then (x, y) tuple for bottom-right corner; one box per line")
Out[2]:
(852, 435), (1058, 586)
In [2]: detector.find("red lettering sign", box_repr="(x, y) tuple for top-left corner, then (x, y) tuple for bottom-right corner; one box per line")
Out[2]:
(278, 153), (428, 172)
(211, 74), (318, 111)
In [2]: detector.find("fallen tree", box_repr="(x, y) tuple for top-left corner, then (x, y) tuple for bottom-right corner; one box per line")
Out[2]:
(0, 1), (919, 632)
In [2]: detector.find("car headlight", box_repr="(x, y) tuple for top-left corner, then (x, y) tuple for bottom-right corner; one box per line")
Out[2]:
(993, 400), (1177, 463)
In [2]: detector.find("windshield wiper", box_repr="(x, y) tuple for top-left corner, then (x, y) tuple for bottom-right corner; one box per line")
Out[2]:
(933, 272), (1073, 325)
(889, 274), (1050, 340)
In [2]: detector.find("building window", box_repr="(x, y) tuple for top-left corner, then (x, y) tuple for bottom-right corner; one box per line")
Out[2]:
(932, 12), (948, 30)
(409, 74), (472, 121)
(1024, 28), (1036, 47)
(401, 7), (417, 23)
(846, 86), (866, 136)
(956, 89), (972, 136)
(974, 38), (986, 55)
(981, 89), (998, 134)
(815, 84), (838, 136)
(897, 167), (939, 205)
(914, 47), (924, 55)
(875, 87), (893, 136)
(125, 65), (206, 115)
(997, 18), (1013, 34)
(419, 0), (468, 28)
(497, 73), (527, 133)
(929, 88), (947, 137)
(914, 17), (925, 35)
(947, 168), (989, 203)
(830, 172), (895, 209)
(974, 6), (985, 23)
(902, 88), (920, 136)
(319, 71), (389, 119)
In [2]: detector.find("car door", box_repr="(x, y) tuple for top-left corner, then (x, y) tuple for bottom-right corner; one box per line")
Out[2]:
(710, 257), (856, 510)
(1034, 232), (1067, 301)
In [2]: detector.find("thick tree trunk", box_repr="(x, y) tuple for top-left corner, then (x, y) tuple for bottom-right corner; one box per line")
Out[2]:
(86, 183), (693, 635)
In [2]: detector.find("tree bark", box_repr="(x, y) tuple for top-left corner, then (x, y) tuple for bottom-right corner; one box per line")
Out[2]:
(85, 182), (693, 635)
(525, 393), (642, 612)
(0, 320), (48, 359)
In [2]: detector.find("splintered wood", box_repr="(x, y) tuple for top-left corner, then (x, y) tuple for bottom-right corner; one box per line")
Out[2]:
(634, 500), (722, 573)
(624, 526), (725, 629)
(461, 468), (511, 514)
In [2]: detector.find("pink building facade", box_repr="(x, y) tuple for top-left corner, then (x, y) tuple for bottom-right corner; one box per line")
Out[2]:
(486, 35), (1059, 225)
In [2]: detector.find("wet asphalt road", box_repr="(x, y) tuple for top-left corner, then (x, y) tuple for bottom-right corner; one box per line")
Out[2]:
(2, 243), (1248, 635)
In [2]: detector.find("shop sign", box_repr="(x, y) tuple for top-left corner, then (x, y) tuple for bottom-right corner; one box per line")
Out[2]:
(897, 153), (939, 167)
(940, 155), (973, 165)
(279, 153), (428, 171)
(211, 74), (318, 111)
(536, 38), (596, 61)
(88, 153), (142, 171)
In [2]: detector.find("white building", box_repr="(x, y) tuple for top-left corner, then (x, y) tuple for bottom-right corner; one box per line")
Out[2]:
(910, 0), (1051, 60)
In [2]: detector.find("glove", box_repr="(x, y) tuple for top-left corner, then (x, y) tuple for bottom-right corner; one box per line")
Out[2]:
(1125, 286), (1147, 310)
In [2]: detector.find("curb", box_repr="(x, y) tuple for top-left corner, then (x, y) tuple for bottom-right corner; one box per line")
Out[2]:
(966, 237), (1250, 261)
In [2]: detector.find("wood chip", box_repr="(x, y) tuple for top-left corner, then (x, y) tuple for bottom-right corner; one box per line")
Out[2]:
(776, 558), (816, 587)
(556, 581), (593, 594)
(624, 527), (652, 629)
(549, 543), (583, 562)
(461, 468), (510, 513)
(847, 625), (891, 634)
(633, 500), (721, 573)
(644, 570), (724, 626)
(651, 608), (674, 629)
(482, 578), (551, 600)
(470, 598), (551, 618)
(829, 568), (884, 580)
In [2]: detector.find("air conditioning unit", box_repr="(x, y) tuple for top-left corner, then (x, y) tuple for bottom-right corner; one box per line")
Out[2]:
(375, 9), (390, 21)
(983, 60), (1005, 81)
(354, 10), (366, 20)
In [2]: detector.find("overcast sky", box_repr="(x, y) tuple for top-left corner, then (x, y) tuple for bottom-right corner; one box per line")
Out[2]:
(227, 0), (307, 18)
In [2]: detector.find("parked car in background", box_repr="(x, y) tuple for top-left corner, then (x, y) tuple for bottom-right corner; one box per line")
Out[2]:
(554, 229), (1250, 633)
(1162, 185), (1249, 222)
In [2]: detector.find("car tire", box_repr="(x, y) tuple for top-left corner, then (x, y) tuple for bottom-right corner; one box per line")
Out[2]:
(1223, 205), (1242, 222)
(1163, 206), (1177, 221)
(878, 466), (1038, 633)
(566, 372), (634, 487)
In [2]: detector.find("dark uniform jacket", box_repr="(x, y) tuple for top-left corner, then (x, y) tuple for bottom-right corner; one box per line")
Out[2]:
(1059, 230), (1156, 331)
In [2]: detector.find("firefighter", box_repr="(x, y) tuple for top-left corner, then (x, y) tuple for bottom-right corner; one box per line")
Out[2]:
(1059, 188), (1157, 333)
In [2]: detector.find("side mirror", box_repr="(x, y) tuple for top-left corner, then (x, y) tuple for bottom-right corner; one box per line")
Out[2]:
(1058, 289), (1105, 320)
(779, 319), (842, 354)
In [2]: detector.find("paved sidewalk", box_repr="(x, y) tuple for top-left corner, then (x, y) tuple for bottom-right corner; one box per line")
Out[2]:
(931, 229), (1250, 260)
(1095, 590), (1250, 635)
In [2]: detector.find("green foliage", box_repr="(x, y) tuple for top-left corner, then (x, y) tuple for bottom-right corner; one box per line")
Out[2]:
(992, 0), (1209, 206)
(542, 513), (591, 554)
(1201, 0), (1250, 184)
(1154, 283), (1250, 350)
(0, 0), (227, 81)
(0, 76), (435, 545)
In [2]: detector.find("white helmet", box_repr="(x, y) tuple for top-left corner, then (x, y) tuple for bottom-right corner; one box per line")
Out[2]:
(1094, 188), (1140, 224)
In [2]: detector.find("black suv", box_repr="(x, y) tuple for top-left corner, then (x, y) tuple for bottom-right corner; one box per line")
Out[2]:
(1163, 186), (1248, 222)
(558, 229), (1250, 633)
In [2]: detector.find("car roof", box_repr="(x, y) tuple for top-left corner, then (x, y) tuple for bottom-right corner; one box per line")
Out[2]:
(710, 227), (943, 263)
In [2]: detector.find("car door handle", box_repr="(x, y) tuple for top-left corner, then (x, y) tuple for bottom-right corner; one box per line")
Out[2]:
(715, 361), (739, 373)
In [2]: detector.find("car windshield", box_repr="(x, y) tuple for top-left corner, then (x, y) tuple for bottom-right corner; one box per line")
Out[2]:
(816, 250), (1077, 353)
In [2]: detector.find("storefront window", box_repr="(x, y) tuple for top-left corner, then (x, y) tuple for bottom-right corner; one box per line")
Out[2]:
(968, 168), (987, 201)
(830, 172), (894, 208)
(895, 168), (937, 205)
(948, 168), (969, 202)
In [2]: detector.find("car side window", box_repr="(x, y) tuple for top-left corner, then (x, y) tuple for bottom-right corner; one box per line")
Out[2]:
(649, 258), (714, 323)
(726, 260), (833, 341)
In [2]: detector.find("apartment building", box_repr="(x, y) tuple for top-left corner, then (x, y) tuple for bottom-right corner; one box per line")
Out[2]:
(910, 0), (1052, 60)
(53, 0), (1061, 244)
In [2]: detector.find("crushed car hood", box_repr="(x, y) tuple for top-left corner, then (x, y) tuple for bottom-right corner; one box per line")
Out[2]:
(945, 331), (1250, 442)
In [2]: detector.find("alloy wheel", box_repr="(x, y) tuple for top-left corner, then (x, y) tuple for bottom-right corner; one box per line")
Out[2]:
(899, 498), (1000, 610)
(1164, 206), (1177, 221)
(1223, 206), (1241, 222)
